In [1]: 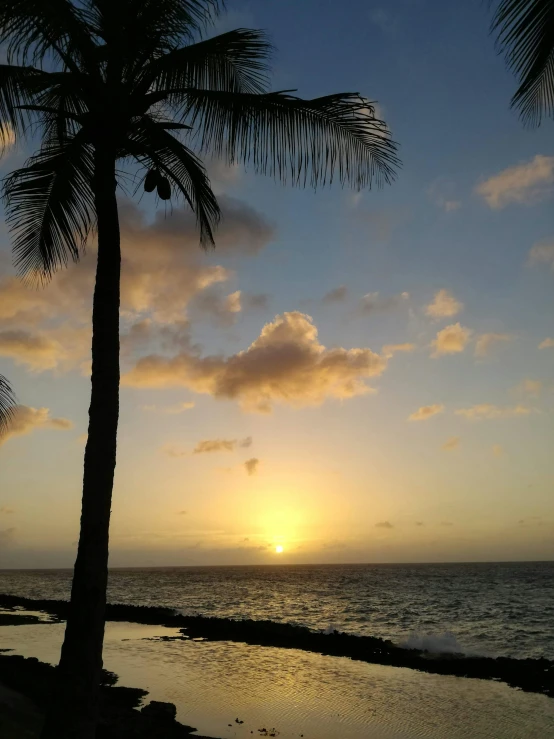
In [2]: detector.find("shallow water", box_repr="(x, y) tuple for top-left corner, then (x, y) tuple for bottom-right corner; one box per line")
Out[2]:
(1, 562), (553, 659)
(1, 620), (553, 739)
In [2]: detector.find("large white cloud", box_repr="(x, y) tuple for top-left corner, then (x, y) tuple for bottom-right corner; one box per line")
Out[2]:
(123, 311), (388, 413)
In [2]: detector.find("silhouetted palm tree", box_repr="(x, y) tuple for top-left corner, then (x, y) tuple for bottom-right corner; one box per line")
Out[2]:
(491, 0), (554, 124)
(0, 374), (16, 431)
(0, 1), (399, 736)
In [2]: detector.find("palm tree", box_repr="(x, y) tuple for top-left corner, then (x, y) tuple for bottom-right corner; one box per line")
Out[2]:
(0, 1), (399, 736)
(0, 374), (16, 431)
(490, 0), (554, 125)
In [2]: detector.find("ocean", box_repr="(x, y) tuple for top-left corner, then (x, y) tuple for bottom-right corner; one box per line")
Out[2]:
(1, 561), (553, 658)
(2, 562), (554, 738)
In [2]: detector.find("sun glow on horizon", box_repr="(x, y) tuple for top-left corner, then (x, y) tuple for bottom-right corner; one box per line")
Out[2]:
(275, 545), (284, 554)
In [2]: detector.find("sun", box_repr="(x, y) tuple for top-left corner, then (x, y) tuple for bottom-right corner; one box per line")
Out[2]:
(275, 545), (284, 554)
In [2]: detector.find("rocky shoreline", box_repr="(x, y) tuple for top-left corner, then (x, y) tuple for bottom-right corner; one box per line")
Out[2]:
(1, 593), (553, 700)
(0, 652), (215, 738)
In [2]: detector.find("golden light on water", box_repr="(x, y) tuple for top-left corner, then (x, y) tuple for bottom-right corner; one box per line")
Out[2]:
(275, 545), (284, 554)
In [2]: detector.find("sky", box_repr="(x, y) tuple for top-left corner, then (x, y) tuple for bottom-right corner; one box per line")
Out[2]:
(1, 0), (553, 568)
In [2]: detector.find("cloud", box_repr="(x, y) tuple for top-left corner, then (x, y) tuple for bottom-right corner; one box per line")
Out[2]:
(242, 293), (269, 311)
(431, 323), (472, 357)
(358, 291), (410, 316)
(244, 458), (259, 476)
(323, 285), (348, 304)
(0, 527), (16, 548)
(193, 289), (243, 327)
(492, 444), (504, 457)
(455, 404), (533, 420)
(375, 521), (393, 529)
(515, 379), (542, 397)
(474, 333), (514, 357)
(141, 401), (195, 414)
(425, 289), (463, 319)
(0, 196), (274, 372)
(528, 241), (554, 271)
(415, 521), (424, 527)
(193, 437), (252, 454)
(382, 343), (416, 358)
(0, 507), (14, 514)
(409, 403), (445, 421)
(442, 436), (460, 451)
(539, 338), (554, 349)
(427, 178), (462, 212)
(161, 444), (188, 458)
(0, 406), (73, 446)
(177, 510), (188, 515)
(124, 312), (388, 413)
(475, 155), (554, 208)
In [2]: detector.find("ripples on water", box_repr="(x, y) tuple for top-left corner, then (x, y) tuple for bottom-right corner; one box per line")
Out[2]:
(3, 621), (554, 739)
(1, 561), (552, 658)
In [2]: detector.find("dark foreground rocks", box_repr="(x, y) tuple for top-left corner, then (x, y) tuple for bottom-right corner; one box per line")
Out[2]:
(1, 593), (553, 700)
(0, 653), (204, 739)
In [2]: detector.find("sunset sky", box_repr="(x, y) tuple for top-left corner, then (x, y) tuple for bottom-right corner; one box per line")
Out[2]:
(1, 0), (553, 568)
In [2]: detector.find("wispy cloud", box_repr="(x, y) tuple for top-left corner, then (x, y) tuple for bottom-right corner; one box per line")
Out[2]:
(375, 520), (394, 529)
(409, 404), (445, 421)
(442, 436), (460, 451)
(514, 379), (542, 397)
(539, 338), (554, 349)
(492, 444), (504, 457)
(0, 406), (73, 446)
(528, 241), (554, 271)
(382, 343), (416, 358)
(322, 285), (348, 304)
(474, 333), (513, 357)
(456, 404), (533, 420)
(475, 155), (554, 209)
(193, 437), (252, 454)
(358, 291), (410, 316)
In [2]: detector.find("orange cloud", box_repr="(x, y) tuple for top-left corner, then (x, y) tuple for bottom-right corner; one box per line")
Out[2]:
(0, 197), (274, 372)
(358, 291), (410, 316)
(425, 289), (463, 319)
(475, 155), (554, 208)
(538, 338), (554, 350)
(409, 404), (445, 421)
(123, 312), (387, 413)
(0, 406), (73, 446)
(431, 323), (472, 357)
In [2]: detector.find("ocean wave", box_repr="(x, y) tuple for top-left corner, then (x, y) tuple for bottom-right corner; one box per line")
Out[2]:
(399, 630), (468, 655)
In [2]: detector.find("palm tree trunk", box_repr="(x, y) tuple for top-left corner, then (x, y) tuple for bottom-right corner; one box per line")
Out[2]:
(41, 145), (120, 739)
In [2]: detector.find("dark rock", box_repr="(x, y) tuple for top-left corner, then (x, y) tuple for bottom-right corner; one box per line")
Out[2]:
(141, 701), (177, 722)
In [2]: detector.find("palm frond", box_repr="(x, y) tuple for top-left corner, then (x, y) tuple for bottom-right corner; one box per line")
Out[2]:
(3, 130), (95, 280)
(0, 63), (44, 148)
(125, 115), (220, 245)
(180, 89), (400, 189)
(491, 0), (554, 125)
(0, 374), (16, 434)
(0, 0), (98, 73)
(143, 29), (271, 96)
